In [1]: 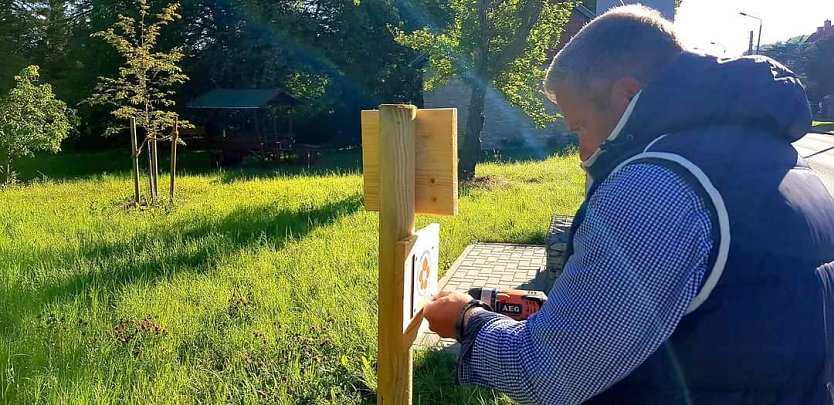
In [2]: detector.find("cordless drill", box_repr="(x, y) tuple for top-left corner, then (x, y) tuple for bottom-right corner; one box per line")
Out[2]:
(467, 287), (548, 321)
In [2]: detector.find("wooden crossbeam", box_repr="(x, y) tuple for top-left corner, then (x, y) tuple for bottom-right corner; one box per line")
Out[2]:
(361, 108), (458, 216)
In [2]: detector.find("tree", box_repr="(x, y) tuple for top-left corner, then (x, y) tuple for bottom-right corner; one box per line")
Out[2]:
(806, 34), (834, 105)
(0, 65), (75, 184)
(760, 35), (810, 83)
(3, 0), (435, 151)
(181, 0), (427, 144)
(86, 0), (189, 202)
(396, 0), (571, 180)
(0, 0), (38, 92)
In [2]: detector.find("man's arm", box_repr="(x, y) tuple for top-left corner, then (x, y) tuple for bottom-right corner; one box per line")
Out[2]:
(457, 163), (716, 404)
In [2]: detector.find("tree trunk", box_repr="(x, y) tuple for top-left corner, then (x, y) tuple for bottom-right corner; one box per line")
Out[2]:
(458, 0), (490, 183)
(458, 84), (487, 182)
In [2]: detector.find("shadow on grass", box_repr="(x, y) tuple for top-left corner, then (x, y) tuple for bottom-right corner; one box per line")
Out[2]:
(456, 138), (579, 202)
(479, 135), (578, 164)
(13, 149), (134, 180)
(14, 147), (365, 183)
(413, 349), (512, 404)
(4, 193), (363, 321)
(187, 147), (366, 184)
(15, 136), (576, 184)
(0, 193), (363, 399)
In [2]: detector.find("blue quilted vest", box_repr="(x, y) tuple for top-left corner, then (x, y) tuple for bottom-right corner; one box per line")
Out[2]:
(566, 52), (834, 404)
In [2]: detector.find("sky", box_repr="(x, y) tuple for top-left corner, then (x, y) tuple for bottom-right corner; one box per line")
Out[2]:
(673, 0), (834, 56)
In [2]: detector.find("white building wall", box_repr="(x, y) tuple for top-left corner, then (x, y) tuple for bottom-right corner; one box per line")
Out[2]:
(424, 79), (573, 152)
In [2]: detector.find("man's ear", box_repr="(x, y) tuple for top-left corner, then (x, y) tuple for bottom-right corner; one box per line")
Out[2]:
(612, 76), (643, 102)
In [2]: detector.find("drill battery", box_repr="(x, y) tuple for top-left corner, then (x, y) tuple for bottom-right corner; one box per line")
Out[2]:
(467, 287), (548, 321)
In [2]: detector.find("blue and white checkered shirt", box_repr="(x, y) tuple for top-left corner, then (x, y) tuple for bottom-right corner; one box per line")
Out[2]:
(457, 162), (716, 404)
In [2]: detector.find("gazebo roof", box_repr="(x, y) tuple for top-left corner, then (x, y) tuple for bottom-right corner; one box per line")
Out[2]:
(186, 88), (298, 109)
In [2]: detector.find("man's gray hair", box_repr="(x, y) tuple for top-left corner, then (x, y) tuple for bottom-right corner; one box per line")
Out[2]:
(545, 5), (683, 106)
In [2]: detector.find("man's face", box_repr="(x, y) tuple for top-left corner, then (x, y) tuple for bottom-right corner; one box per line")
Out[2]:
(551, 79), (638, 161)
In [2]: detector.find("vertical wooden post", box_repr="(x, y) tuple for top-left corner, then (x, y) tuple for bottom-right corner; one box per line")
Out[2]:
(169, 118), (179, 203)
(130, 117), (141, 204)
(377, 104), (416, 404)
(151, 134), (159, 200)
(146, 131), (155, 202)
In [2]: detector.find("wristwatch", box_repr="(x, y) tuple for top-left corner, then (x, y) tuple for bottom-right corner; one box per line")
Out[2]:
(455, 298), (492, 342)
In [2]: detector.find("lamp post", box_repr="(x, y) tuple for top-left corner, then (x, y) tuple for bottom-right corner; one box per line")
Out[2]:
(710, 41), (727, 55)
(739, 12), (762, 55)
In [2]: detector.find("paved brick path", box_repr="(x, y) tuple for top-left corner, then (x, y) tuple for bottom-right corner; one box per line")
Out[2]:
(414, 243), (551, 351)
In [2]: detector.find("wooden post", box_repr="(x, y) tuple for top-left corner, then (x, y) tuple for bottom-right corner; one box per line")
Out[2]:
(377, 104), (417, 404)
(169, 118), (179, 203)
(361, 108), (458, 216)
(363, 105), (457, 404)
(151, 134), (159, 200)
(130, 118), (141, 204)
(146, 131), (155, 202)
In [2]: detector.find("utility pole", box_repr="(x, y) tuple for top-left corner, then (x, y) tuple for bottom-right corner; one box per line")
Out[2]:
(740, 12), (763, 55)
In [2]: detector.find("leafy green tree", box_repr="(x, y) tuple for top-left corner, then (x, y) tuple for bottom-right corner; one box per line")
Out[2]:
(760, 35), (810, 82)
(806, 33), (834, 104)
(87, 0), (187, 137)
(187, 0), (427, 143)
(0, 65), (75, 184)
(396, 0), (571, 180)
(4, 0), (451, 151)
(86, 0), (189, 201)
(0, 0), (89, 93)
(0, 0), (38, 91)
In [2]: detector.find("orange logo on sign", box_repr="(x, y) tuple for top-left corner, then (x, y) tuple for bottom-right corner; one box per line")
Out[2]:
(417, 252), (431, 296)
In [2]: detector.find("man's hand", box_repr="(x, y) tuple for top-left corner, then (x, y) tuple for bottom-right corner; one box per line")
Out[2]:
(423, 290), (477, 339)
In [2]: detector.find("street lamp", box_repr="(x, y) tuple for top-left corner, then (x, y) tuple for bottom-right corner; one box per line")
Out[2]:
(710, 41), (727, 55)
(739, 12), (762, 55)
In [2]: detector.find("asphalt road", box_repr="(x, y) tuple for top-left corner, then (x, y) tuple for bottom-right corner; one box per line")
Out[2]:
(793, 132), (834, 194)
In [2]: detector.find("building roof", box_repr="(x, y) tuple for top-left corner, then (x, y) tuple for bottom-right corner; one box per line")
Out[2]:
(186, 88), (298, 109)
(807, 19), (833, 43)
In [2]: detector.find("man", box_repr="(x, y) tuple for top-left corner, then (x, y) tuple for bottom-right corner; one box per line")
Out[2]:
(423, 5), (834, 404)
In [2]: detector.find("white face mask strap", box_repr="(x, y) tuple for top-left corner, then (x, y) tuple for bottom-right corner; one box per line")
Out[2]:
(581, 90), (643, 170)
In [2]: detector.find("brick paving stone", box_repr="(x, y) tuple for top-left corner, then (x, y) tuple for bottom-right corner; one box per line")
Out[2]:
(414, 243), (554, 352)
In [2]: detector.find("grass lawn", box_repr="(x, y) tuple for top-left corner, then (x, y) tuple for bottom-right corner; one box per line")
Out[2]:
(0, 148), (584, 404)
(812, 120), (834, 133)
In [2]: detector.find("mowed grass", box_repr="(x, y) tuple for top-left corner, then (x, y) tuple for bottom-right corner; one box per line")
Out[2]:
(0, 150), (584, 404)
(812, 121), (834, 133)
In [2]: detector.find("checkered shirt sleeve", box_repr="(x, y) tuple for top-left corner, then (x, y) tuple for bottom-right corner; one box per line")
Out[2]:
(456, 162), (716, 404)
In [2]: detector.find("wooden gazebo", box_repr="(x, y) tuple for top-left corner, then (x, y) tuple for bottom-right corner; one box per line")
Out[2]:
(185, 88), (316, 166)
